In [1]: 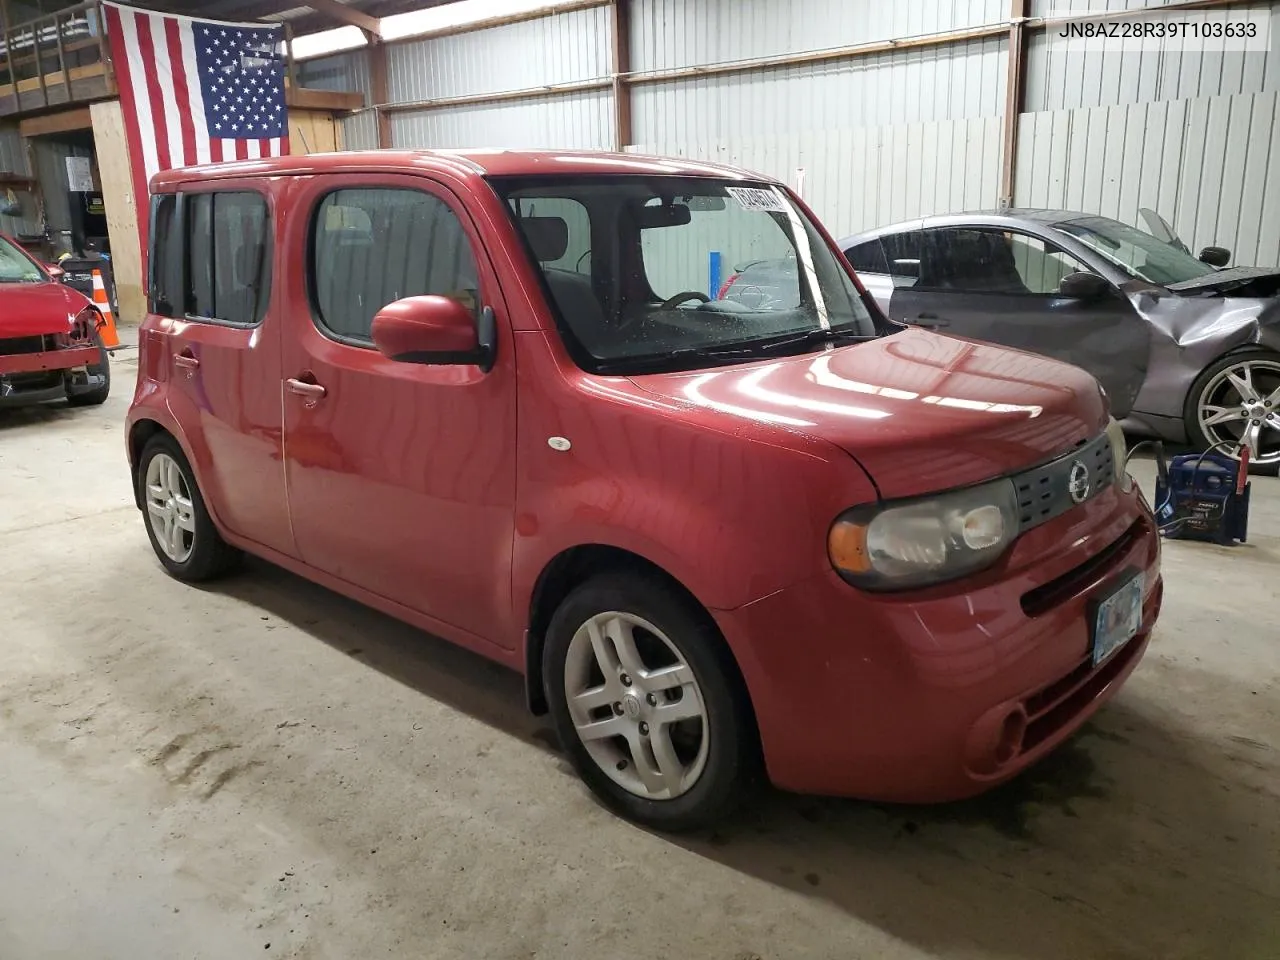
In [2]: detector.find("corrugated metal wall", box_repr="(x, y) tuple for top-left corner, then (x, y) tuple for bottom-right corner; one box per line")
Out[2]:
(317, 0), (1280, 268)
(298, 50), (374, 97)
(385, 4), (614, 150)
(1025, 1), (1280, 111)
(630, 0), (1006, 70)
(0, 123), (40, 237)
(1015, 90), (1280, 267)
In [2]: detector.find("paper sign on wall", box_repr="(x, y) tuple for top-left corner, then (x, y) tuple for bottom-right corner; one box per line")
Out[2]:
(725, 186), (788, 213)
(65, 156), (94, 192)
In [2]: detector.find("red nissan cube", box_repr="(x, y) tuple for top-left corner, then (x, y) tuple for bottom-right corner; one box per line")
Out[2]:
(126, 150), (1162, 831)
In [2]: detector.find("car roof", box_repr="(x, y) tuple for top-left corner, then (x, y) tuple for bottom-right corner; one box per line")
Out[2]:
(150, 148), (773, 189)
(837, 208), (1112, 246)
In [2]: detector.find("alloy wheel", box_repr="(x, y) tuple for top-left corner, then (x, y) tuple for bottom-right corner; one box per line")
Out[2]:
(1197, 358), (1280, 466)
(562, 611), (709, 800)
(144, 452), (197, 563)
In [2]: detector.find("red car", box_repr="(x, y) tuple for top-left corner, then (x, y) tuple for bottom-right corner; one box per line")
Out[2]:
(125, 151), (1163, 831)
(0, 231), (111, 409)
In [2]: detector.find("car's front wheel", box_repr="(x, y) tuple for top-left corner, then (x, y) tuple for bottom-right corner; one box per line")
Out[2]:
(543, 573), (759, 831)
(1186, 349), (1280, 473)
(137, 434), (241, 581)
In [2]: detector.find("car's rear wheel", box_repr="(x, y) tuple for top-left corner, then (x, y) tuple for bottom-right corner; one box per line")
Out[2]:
(137, 434), (241, 581)
(1187, 349), (1280, 473)
(543, 573), (759, 832)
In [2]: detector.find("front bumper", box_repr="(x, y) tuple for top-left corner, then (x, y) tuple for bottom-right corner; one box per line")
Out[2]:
(715, 482), (1162, 802)
(0, 344), (100, 407)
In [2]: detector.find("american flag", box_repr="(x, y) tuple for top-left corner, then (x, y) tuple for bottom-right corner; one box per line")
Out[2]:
(104, 3), (290, 241)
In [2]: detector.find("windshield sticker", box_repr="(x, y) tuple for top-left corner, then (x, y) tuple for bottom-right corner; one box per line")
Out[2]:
(725, 186), (789, 213)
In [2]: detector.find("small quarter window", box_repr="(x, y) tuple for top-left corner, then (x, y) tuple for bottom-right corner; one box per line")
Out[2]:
(149, 194), (183, 318)
(310, 187), (480, 343)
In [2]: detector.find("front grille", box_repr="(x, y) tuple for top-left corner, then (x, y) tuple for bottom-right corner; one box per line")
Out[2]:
(0, 335), (56, 356)
(1011, 432), (1115, 532)
(1020, 517), (1148, 618)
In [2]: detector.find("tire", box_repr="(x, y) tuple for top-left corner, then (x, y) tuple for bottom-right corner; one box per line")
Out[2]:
(136, 434), (241, 582)
(1185, 348), (1280, 475)
(543, 572), (759, 832)
(66, 330), (111, 407)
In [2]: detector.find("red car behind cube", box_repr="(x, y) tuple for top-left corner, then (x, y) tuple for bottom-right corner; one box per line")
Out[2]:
(0, 231), (111, 409)
(124, 150), (1162, 830)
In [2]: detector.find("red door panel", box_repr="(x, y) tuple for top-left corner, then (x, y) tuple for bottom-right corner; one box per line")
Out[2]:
(279, 174), (517, 649)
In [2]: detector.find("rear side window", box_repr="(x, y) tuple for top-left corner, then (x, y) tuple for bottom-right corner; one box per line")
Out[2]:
(310, 187), (480, 343)
(844, 240), (889, 275)
(149, 194), (183, 317)
(184, 191), (272, 325)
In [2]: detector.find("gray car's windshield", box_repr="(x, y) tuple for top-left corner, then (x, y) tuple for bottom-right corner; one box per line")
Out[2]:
(0, 235), (44, 283)
(491, 175), (876, 373)
(1053, 215), (1216, 287)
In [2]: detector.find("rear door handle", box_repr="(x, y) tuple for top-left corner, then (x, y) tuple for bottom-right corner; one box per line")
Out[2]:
(285, 377), (327, 402)
(912, 313), (950, 329)
(174, 352), (200, 371)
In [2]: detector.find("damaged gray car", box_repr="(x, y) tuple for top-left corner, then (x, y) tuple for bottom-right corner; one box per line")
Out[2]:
(838, 209), (1280, 469)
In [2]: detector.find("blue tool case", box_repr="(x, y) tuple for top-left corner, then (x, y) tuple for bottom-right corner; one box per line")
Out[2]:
(1154, 453), (1250, 545)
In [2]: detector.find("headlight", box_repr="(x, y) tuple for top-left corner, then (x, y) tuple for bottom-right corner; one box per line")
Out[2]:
(1105, 417), (1134, 492)
(828, 478), (1021, 590)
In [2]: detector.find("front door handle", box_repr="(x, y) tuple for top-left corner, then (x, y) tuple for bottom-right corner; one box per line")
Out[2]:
(285, 377), (327, 404)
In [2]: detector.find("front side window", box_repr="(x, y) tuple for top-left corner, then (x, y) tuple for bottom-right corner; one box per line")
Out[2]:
(310, 187), (480, 343)
(1007, 234), (1090, 295)
(917, 228), (1093, 296)
(183, 191), (271, 325)
(1053, 215), (1217, 287)
(0, 233), (44, 284)
(492, 175), (876, 373)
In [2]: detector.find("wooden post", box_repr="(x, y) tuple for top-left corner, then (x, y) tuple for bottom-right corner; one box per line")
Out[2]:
(54, 9), (71, 96)
(610, 0), (631, 151)
(95, 1), (112, 94)
(284, 21), (298, 92)
(368, 34), (392, 149)
(999, 0), (1029, 207)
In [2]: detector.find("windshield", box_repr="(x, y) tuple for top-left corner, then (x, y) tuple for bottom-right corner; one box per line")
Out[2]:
(0, 234), (45, 283)
(1052, 215), (1216, 286)
(491, 175), (876, 373)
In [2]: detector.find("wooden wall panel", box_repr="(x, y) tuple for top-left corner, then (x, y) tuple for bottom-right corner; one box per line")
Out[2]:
(289, 109), (344, 155)
(89, 100), (144, 326)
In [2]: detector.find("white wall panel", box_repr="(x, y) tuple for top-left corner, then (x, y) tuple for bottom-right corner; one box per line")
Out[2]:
(632, 0), (1008, 72)
(632, 36), (1007, 145)
(297, 50), (373, 99)
(633, 114), (1003, 240)
(391, 91), (614, 149)
(1014, 91), (1280, 268)
(387, 5), (611, 103)
(1025, 1), (1280, 111)
(342, 110), (379, 152)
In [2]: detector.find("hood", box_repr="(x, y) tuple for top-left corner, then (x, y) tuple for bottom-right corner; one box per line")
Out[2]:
(0, 281), (93, 337)
(627, 329), (1108, 499)
(1167, 266), (1280, 297)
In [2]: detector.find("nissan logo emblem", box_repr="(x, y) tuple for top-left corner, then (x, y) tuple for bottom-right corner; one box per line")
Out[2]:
(1067, 460), (1091, 504)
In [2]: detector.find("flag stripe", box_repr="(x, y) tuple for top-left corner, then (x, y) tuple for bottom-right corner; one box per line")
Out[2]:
(134, 14), (172, 174)
(154, 16), (190, 175)
(167, 17), (202, 165)
(104, 4), (154, 270)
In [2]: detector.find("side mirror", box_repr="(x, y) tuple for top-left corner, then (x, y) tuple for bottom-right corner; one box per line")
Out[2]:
(1199, 246), (1231, 268)
(370, 296), (496, 372)
(1059, 271), (1110, 300)
(45, 263), (65, 280)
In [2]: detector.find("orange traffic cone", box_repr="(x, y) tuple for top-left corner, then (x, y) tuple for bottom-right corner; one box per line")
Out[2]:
(90, 269), (120, 349)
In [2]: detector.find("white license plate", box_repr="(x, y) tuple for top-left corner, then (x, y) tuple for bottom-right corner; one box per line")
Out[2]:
(1091, 572), (1144, 666)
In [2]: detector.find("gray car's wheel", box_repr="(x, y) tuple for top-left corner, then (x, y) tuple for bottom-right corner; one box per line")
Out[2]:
(136, 434), (241, 581)
(1186, 349), (1280, 473)
(543, 573), (759, 831)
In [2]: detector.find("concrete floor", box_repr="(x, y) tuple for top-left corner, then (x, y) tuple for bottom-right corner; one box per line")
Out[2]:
(1, 341), (1278, 960)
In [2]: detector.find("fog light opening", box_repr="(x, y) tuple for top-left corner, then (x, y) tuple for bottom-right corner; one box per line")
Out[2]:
(995, 709), (1028, 766)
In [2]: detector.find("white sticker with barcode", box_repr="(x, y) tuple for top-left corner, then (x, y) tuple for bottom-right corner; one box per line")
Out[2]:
(725, 186), (789, 213)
